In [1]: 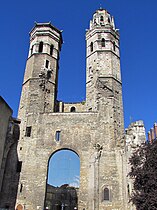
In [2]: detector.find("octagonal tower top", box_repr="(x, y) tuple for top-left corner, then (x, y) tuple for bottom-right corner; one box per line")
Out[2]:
(89, 8), (116, 31)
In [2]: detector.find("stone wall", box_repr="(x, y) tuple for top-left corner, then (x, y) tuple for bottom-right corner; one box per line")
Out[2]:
(0, 97), (21, 209)
(0, 96), (13, 192)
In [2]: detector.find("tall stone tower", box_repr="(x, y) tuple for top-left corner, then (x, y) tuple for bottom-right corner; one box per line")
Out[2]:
(18, 22), (62, 119)
(86, 8), (124, 144)
(16, 9), (129, 210)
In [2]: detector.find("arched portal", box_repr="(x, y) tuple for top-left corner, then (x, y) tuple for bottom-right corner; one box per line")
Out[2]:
(45, 149), (80, 210)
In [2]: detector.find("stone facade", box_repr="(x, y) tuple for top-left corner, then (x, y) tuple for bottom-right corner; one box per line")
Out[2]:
(45, 184), (78, 210)
(0, 8), (145, 210)
(0, 96), (20, 209)
(124, 120), (146, 210)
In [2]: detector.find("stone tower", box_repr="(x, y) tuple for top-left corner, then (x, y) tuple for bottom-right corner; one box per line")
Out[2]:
(86, 9), (124, 145)
(16, 9), (129, 210)
(18, 22), (62, 120)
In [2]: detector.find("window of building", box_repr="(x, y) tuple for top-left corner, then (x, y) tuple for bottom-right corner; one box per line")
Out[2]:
(25, 126), (32, 137)
(101, 38), (105, 47)
(55, 131), (61, 141)
(104, 187), (110, 201)
(20, 184), (23, 193)
(127, 184), (130, 196)
(31, 45), (34, 55)
(17, 161), (22, 173)
(113, 41), (116, 51)
(70, 107), (76, 112)
(50, 44), (54, 55)
(100, 16), (104, 21)
(108, 17), (111, 23)
(39, 41), (43, 53)
(90, 42), (93, 52)
(45, 60), (49, 68)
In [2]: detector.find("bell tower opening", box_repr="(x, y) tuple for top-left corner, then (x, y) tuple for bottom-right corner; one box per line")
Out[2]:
(44, 150), (80, 210)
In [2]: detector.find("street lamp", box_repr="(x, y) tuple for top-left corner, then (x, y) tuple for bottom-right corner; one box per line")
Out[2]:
(61, 203), (64, 210)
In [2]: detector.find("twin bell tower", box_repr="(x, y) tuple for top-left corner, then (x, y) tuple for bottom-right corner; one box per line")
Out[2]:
(15, 8), (130, 210)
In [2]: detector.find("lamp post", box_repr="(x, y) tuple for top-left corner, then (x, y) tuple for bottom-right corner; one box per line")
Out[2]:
(61, 203), (64, 210)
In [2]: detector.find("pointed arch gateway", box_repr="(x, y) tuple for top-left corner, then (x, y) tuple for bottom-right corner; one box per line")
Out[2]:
(44, 149), (80, 210)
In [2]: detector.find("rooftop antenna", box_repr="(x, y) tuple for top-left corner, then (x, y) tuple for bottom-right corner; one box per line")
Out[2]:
(100, 4), (102, 9)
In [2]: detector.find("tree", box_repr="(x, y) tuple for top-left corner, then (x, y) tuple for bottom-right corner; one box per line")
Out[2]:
(129, 140), (157, 210)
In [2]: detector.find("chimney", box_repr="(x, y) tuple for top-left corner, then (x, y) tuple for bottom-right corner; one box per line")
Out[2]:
(154, 123), (157, 139)
(150, 128), (155, 142)
(148, 131), (152, 143)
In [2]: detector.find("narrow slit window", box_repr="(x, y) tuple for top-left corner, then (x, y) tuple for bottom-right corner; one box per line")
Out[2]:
(39, 41), (43, 53)
(90, 42), (93, 52)
(127, 184), (130, 196)
(45, 60), (49, 68)
(31, 45), (34, 55)
(101, 38), (105, 47)
(17, 161), (22, 173)
(104, 188), (110, 201)
(113, 41), (116, 51)
(50, 44), (54, 55)
(25, 126), (32, 137)
(20, 184), (23, 193)
(100, 16), (104, 21)
(55, 131), (61, 141)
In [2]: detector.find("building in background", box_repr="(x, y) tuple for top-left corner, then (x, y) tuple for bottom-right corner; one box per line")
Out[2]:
(0, 96), (20, 209)
(148, 123), (157, 143)
(124, 120), (146, 210)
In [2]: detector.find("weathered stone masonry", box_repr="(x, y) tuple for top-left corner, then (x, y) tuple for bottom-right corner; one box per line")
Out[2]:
(12, 8), (146, 210)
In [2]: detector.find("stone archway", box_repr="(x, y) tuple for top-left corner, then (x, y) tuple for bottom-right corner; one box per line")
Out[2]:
(44, 149), (80, 210)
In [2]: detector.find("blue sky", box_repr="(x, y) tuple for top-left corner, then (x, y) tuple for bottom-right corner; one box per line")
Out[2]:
(48, 150), (80, 187)
(1, 0), (157, 135)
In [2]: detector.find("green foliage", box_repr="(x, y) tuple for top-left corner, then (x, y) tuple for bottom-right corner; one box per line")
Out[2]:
(81, 101), (86, 105)
(129, 140), (157, 210)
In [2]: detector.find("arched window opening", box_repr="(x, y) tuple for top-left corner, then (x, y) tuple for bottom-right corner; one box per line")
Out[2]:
(50, 44), (54, 56)
(45, 150), (80, 210)
(101, 38), (105, 47)
(113, 41), (116, 51)
(70, 106), (76, 112)
(38, 41), (43, 53)
(90, 42), (93, 52)
(104, 187), (110, 201)
(108, 17), (111, 23)
(100, 16), (104, 22)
